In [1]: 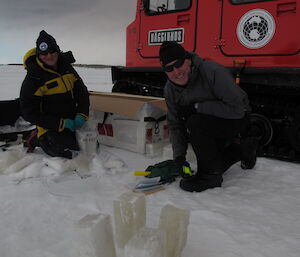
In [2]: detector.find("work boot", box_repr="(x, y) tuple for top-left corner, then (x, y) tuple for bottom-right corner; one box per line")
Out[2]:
(179, 173), (223, 192)
(241, 137), (258, 169)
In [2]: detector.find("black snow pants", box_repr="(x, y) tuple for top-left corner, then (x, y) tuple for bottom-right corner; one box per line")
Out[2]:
(39, 130), (79, 159)
(186, 113), (248, 175)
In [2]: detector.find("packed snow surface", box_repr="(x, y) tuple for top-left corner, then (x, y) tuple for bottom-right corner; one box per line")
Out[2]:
(0, 65), (299, 257)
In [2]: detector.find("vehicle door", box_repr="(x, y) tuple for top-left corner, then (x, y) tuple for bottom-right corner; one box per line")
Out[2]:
(138, 0), (198, 58)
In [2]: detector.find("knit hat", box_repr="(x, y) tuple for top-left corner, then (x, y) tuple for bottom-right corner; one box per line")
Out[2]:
(36, 30), (60, 55)
(159, 41), (187, 66)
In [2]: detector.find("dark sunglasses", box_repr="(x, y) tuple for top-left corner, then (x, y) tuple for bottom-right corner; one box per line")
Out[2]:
(163, 57), (186, 72)
(40, 50), (57, 56)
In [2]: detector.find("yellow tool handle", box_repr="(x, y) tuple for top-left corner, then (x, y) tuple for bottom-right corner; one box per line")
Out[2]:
(134, 171), (151, 176)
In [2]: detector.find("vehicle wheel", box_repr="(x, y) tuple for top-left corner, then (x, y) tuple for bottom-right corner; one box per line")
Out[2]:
(246, 113), (273, 146)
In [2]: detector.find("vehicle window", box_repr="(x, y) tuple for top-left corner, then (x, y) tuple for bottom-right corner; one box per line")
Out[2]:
(231, 0), (274, 4)
(146, 0), (191, 14)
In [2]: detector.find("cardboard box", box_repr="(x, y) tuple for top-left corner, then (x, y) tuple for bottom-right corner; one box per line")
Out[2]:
(89, 92), (169, 156)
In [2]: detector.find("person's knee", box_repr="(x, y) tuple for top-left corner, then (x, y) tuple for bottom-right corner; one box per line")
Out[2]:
(39, 131), (77, 159)
(39, 133), (57, 157)
(186, 113), (205, 131)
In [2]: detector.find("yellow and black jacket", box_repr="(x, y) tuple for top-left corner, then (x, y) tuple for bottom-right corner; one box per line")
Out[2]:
(20, 48), (90, 138)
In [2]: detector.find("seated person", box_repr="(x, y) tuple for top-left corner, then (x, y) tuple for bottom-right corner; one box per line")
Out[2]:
(20, 30), (90, 159)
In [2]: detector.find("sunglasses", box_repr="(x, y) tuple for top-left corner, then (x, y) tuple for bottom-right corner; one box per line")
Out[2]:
(162, 57), (186, 72)
(39, 50), (57, 56)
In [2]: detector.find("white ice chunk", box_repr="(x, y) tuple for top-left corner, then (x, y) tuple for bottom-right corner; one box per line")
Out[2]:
(124, 227), (165, 257)
(159, 204), (190, 257)
(99, 150), (127, 174)
(113, 191), (146, 248)
(3, 155), (35, 174)
(45, 172), (98, 197)
(43, 157), (72, 173)
(76, 120), (99, 158)
(11, 161), (44, 182)
(103, 155), (127, 174)
(89, 156), (106, 177)
(0, 149), (24, 173)
(77, 213), (116, 257)
(69, 154), (91, 174)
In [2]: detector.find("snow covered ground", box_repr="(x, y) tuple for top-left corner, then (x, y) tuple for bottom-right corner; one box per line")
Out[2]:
(0, 65), (300, 257)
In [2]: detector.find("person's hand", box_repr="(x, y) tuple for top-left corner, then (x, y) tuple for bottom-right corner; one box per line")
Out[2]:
(145, 160), (177, 183)
(74, 115), (86, 129)
(63, 119), (75, 131)
(173, 156), (193, 178)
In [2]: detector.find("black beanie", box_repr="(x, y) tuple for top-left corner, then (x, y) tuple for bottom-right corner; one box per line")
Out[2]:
(159, 41), (187, 66)
(36, 30), (60, 55)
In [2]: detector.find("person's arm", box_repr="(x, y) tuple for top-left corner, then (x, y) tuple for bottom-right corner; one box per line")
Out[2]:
(20, 76), (62, 130)
(72, 68), (90, 119)
(165, 86), (188, 159)
(196, 64), (248, 119)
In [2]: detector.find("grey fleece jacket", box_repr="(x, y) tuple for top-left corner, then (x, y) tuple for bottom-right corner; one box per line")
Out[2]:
(164, 53), (251, 159)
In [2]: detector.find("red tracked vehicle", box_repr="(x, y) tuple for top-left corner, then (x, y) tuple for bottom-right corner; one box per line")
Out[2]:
(112, 0), (300, 162)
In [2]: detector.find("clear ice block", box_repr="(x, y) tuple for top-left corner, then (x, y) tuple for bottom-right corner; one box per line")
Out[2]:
(76, 119), (98, 158)
(77, 213), (116, 257)
(159, 204), (190, 257)
(124, 227), (165, 257)
(113, 191), (146, 248)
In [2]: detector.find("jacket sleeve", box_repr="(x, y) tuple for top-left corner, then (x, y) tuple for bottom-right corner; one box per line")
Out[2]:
(72, 69), (90, 119)
(196, 64), (249, 119)
(165, 86), (188, 159)
(19, 75), (62, 130)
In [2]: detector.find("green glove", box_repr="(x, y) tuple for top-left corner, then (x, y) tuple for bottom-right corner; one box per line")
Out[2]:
(74, 115), (86, 129)
(145, 160), (177, 183)
(64, 119), (75, 132)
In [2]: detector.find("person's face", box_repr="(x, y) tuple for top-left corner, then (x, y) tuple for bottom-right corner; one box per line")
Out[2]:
(164, 58), (191, 86)
(39, 52), (59, 67)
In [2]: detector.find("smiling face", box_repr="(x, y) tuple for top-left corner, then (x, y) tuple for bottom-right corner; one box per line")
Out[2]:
(164, 58), (192, 86)
(39, 52), (59, 68)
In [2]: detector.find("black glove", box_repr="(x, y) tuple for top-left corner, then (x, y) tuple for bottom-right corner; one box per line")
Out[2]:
(173, 156), (193, 178)
(145, 160), (177, 183)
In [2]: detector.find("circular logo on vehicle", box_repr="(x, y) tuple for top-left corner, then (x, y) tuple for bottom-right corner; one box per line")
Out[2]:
(39, 42), (48, 51)
(237, 9), (275, 49)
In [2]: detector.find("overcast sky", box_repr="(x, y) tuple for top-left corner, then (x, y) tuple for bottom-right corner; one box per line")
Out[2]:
(0, 0), (137, 65)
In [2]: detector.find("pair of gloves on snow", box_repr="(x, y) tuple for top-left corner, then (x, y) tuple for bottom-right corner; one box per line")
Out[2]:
(145, 156), (193, 183)
(63, 115), (87, 132)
